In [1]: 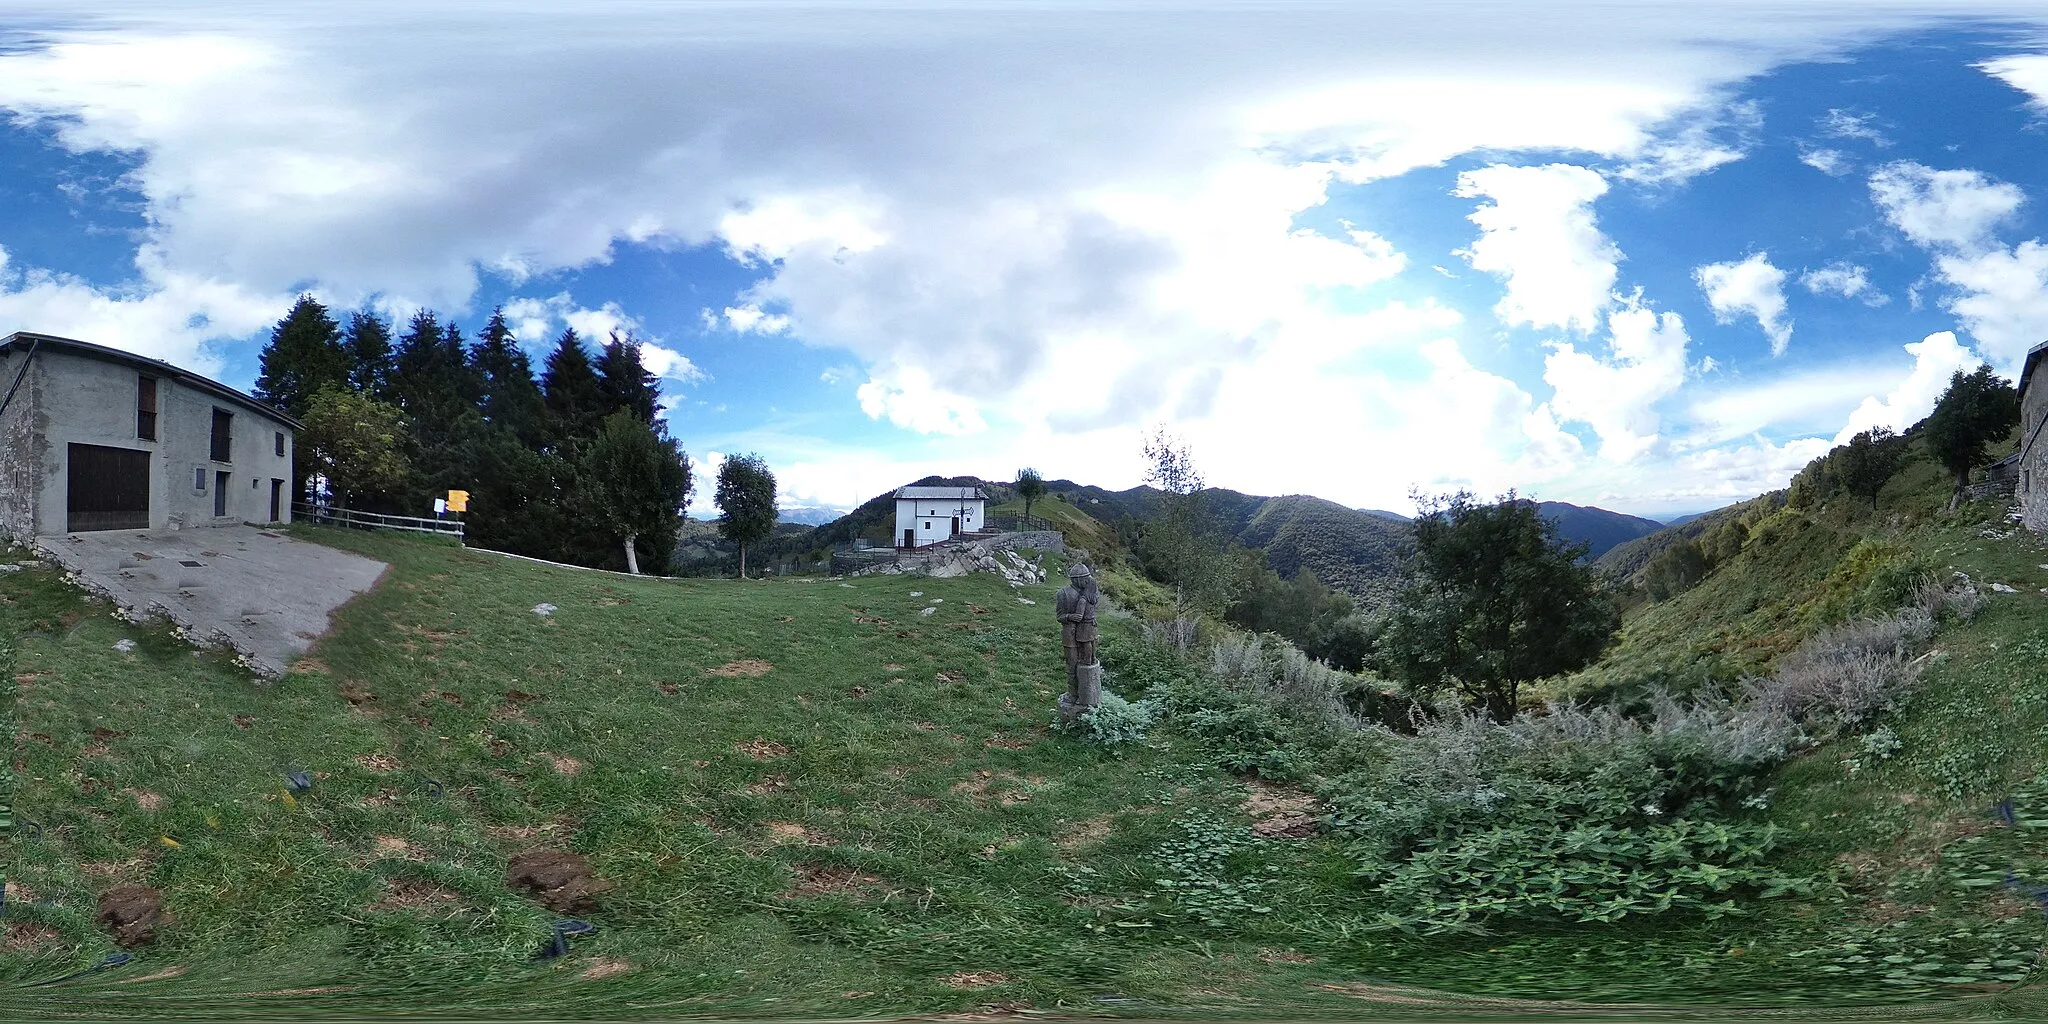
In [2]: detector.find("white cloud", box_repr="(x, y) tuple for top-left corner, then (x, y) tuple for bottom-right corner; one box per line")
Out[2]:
(0, 244), (281, 377)
(1453, 163), (1621, 334)
(1868, 161), (2025, 254)
(1798, 145), (1852, 176)
(1978, 54), (2048, 114)
(500, 290), (707, 384)
(1818, 108), (1888, 146)
(1800, 261), (1886, 305)
(1615, 98), (1761, 185)
(1542, 291), (1691, 462)
(856, 366), (987, 436)
(717, 305), (793, 334)
(1682, 363), (1903, 446)
(1834, 330), (1983, 443)
(1694, 252), (1793, 355)
(1934, 241), (2048, 370)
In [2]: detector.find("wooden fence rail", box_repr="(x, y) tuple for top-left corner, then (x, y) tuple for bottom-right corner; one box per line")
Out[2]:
(293, 503), (465, 539)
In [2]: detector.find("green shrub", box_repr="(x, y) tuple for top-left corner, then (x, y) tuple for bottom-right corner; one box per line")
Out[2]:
(1056, 690), (1160, 746)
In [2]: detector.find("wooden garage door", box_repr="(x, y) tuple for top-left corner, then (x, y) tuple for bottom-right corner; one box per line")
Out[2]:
(67, 443), (151, 532)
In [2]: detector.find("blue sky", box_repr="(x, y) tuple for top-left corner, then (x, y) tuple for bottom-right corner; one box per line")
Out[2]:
(3, 3), (2048, 518)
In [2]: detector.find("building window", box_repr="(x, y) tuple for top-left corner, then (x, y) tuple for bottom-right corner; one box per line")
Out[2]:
(195, 467), (207, 491)
(924, 521), (931, 530)
(210, 409), (232, 462)
(275, 431), (285, 457)
(136, 375), (158, 441)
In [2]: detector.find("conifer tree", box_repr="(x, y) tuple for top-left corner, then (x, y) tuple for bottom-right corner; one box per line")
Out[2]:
(596, 330), (662, 425)
(541, 328), (605, 449)
(471, 307), (548, 446)
(253, 294), (348, 419)
(343, 310), (396, 400)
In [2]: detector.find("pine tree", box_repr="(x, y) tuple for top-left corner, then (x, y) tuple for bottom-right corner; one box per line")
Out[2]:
(471, 307), (548, 446)
(343, 310), (396, 401)
(253, 294), (348, 419)
(541, 328), (605, 449)
(596, 330), (662, 426)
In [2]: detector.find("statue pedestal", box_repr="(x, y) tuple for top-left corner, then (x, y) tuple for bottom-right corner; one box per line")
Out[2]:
(1056, 662), (1103, 725)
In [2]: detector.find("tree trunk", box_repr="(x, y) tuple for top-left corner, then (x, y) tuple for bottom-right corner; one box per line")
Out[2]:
(739, 543), (748, 579)
(622, 533), (640, 575)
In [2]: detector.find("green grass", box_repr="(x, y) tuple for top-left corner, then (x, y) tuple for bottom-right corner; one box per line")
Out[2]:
(5, 520), (2047, 1019)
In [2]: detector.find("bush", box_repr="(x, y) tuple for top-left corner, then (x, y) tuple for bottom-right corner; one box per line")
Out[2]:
(1742, 606), (1935, 736)
(1055, 690), (1160, 746)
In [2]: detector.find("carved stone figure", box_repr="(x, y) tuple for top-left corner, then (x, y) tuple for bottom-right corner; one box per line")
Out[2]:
(1055, 563), (1101, 721)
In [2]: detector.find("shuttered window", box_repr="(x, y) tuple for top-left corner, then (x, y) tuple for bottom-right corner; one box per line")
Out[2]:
(210, 409), (232, 462)
(136, 376), (157, 440)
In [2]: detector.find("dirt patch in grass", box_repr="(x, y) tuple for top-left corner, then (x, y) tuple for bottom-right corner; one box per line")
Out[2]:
(743, 773), (791, 796)
(231, 714), (253, 729)
(83, 726), (127, 756)
(373, 835), (422, 860)
(95, 884), (169, 947)
(737, 738), (791, 760)
(1054, 815), (1115, 850)
(705, 659), (774, 677)
(1244, 779), (1321, 839)
(505, 849), (611, 914)
(984, 734), (1030, 750)
(370, 878), (465, 913)
(788, 863), (891, 899)
(580, 957), (635, 980)
(951, 771), (1042, 807)
(493, 689), (543, 719)
(355, 751), (402, 772)
(121, 788), (165, 811)
(3, 921), (62, 953)
(536, 752), (584, 776)
(942, 970), (1011, 990)
(1258, 947), (1316, 964)
(338, 681), (377, 707)
(765, 821), (828, 845)
(293, 657), (329, 675)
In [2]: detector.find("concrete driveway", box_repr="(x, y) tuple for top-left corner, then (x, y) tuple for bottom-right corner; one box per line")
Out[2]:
(33, 524), (387, 678)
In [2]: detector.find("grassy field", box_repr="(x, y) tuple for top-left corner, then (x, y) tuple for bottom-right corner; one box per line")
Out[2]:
(3, 512), (2046, 1019)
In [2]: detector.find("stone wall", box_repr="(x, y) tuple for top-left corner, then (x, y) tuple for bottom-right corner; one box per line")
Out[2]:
(0, 346), (44, 542)
(2023, 375), (2048, 534)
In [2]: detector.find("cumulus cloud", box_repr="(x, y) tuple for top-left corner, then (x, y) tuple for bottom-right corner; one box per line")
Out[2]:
(502, 290), (707, 384)
(1542, 291), (1691, 462)
(714, 305), (793, 335)
(1934, 241), (2048, 369)
(1869, 161), (2024, 253)
(1453, 163), (1621, 334)
(1694, 252), (1793, 355)
(0, 244), (281, 377)
(1800, 261), (1886, 305)
(1978, 54), (2048, 114)
(1834, 330), (1983, 443)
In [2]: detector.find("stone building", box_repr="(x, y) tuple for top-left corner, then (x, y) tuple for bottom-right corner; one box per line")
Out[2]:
(0, 332), (298, 539)
(892, 485), (986, 548)
(2019, 340), (2048, 533)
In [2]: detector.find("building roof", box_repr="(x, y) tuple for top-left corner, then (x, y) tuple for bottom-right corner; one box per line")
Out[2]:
(0, 332), (303, 430)
(895, 486), (986, 500)
(2022, 340), (2048, 399)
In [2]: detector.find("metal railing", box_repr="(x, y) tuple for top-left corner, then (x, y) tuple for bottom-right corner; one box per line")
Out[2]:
(293, 502), (465, 539)
(987, 513), (1056, 533)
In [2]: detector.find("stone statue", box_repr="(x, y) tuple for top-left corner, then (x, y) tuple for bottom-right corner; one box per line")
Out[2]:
(1055, 563), (1101, 722)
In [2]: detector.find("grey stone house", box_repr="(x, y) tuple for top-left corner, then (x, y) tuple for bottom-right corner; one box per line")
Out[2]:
(2019, 340), (2048, 533)
(0, 332), (299, 539)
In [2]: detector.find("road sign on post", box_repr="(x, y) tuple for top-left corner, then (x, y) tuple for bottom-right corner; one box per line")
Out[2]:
(446, 490), (469, 513)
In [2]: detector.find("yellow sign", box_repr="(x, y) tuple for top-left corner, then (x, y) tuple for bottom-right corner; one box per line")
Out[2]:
(446, 490), (469, 513)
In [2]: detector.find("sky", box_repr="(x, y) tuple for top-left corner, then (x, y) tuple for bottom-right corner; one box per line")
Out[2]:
(4, 3), (2048, 519)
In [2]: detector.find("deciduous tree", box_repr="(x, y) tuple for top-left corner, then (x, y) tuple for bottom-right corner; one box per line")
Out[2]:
(715, 452), (778, 578)
(1137, 428), (1238, 614)
(1922, 363), (2018, 505)
(299, 385), (410, 510)
(1015, 467), (1047, 522)
(575, 410), (692, 574)
(1378, 491), (1620, 722)
(1831, 426), (1909, 509)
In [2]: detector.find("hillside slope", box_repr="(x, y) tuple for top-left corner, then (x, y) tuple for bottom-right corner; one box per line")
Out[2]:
(1535, 501), (1664, 559)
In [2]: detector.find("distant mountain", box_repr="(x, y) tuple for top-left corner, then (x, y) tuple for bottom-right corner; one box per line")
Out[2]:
(1361, 509), (1410, 522)
(1662, 512), (1708, 528)
(777, 506), (852, 526)
(1535, 502), (1665, 560)
(1238, 495), (1411, 610)
(1593, 493), (1784, 581)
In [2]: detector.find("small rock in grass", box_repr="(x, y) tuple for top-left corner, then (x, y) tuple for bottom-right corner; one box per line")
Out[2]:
(0, 564), (18, 573)
(1991, 582), (2018, 593)
(928, 598), (943, 604)
(532, 603), (557, 616)
(909, 591), (923, 597)
(113, 639), (137, 653)
(1016, 598), (1035, 605)
(919, 607), (938, 617)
